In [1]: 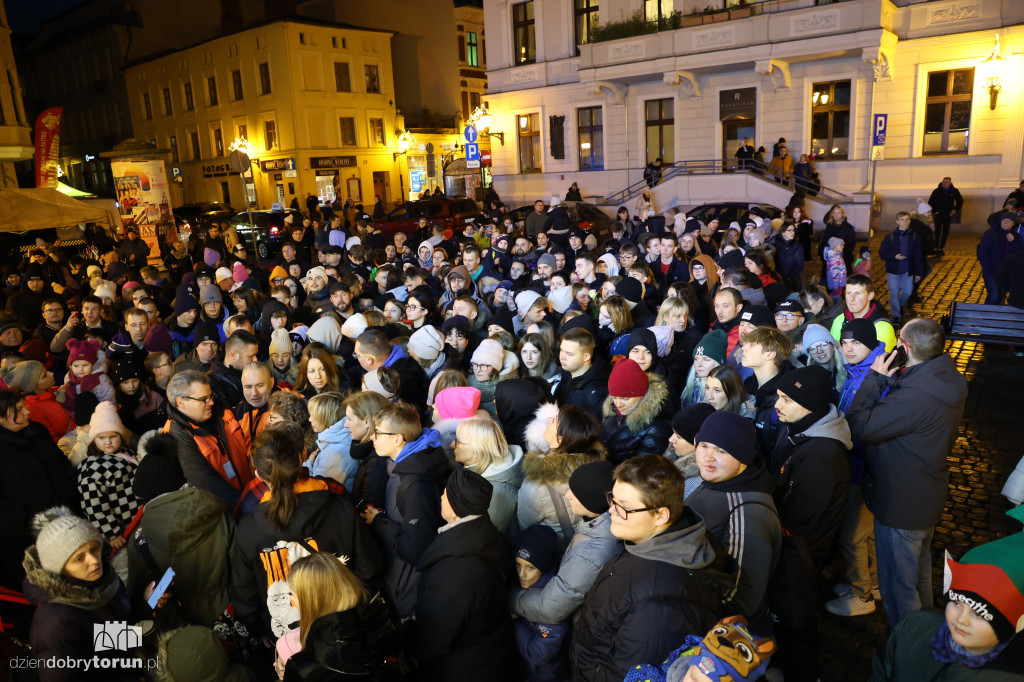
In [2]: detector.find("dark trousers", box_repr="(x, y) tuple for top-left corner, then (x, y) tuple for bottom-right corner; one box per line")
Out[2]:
(934, 213), (952, 248)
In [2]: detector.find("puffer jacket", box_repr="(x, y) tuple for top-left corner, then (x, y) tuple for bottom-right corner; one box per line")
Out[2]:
(511, 511), (620, 624)
(306, 417), (357, 491)
(517, 446), (605, 546)
(479, 445), (524, 535)
(569, 508), (731, 682)
(600, 373), (672, 464)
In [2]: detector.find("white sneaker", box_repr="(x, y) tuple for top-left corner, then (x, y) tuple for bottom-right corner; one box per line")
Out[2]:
(833, 582), (881, 601)
(825, 591), (877, 617)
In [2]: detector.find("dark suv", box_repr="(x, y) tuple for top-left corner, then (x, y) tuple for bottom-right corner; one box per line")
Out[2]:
(173, 202), (234, 239)
(229, 209), (304, 260)
(376, 198), (480, 239)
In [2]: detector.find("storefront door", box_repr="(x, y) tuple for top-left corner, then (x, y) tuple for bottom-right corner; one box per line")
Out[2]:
(372, 171), (390, 210)
(722, 119), (756, 166)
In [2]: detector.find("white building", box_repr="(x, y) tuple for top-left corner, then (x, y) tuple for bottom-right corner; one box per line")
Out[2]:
(482, 0), (1024, 231)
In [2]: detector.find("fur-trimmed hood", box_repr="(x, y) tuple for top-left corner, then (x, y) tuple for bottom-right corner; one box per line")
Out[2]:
(521, 449), (605, 487)
(523, 401), (560, 454)
(22, 545), (119, 610)
(601, 372), (670, 431)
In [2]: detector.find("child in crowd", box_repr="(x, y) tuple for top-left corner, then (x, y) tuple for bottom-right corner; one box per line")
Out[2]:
(853, 246), (872, 277)
(77, 402), (139, 552)
(513, 524), (569, 682)
(62, 338), (115, 413)
(824, 237), (848, 297)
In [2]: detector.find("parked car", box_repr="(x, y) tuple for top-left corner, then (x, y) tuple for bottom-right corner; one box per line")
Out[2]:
(673, 202), (784, 231)
(508, 201), (614, 243)
(173, 202), (234, 235)
(376, 197), (480, 240)
(228, 209), (304, 260)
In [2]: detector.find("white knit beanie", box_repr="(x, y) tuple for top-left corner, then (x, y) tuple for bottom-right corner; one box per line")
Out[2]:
(87, 401), (126, 443)
(548, 286), (575, 314)
(515, 290), (541, 318)
(341, 313), (369, 339)
(802, 323), (837, 351)
(471, 339), (504, 372)
(33, 507), (104, 574)
(269, 328), (292, 355)
(363, 368), (396, 400)
(917, 202), (932, 215)
(408, 325), (444, 361)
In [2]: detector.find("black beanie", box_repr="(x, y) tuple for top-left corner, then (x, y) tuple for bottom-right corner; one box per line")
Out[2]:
(193, 321), (220, 345)
(447, 466), (493, 518)
(490, 308), (515, 336)
(558, 313), (595, 337)
(568, 460), (616, 515)
(615, 278), (642, 304)
(841, 318), (878, 350)
(515, 525), (561, 574)
(694, 411), (757, 465)
(739, 305), (774, 328)
(670, 403), (716, 444)
(133, 433), (187, 502)
(775, 365), (834, 411)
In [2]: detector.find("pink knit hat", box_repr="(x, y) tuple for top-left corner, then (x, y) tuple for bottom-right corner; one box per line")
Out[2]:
(232, 262), (248, 284)
(434, 386), (481, 420)
(66, 338), (100, 366)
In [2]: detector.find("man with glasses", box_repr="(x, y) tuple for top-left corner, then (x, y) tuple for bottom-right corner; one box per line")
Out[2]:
(773, 300), (807, 346)
(164, 370), (253, 506)
(571, 454), (730, 682)
(845, 318), (966, 628)
(686, 410), (783, 623)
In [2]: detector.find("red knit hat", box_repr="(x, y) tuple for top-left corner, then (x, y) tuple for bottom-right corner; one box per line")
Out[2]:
(607, 359), (648, 398)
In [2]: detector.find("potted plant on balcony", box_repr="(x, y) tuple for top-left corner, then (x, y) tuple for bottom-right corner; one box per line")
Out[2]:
(730, 0), (753, 20)
(711, 3), (730, 23)
(682, 10), (704, 27)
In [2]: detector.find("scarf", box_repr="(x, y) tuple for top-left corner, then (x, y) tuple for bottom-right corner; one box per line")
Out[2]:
(930, 621), (1010, 669)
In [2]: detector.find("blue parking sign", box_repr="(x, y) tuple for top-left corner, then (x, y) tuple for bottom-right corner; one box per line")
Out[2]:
(873, 114), (887, 146)
(466, 143), (480, 161)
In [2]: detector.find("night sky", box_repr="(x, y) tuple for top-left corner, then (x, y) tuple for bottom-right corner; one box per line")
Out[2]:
(5, 0), (90, 36)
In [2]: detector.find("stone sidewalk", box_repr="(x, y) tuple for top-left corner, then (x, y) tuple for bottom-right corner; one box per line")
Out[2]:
(814, 231), (1023, 681)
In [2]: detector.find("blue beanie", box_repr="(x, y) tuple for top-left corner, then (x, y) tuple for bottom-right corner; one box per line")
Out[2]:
(516, 524), (561, 574)
(694, 411), (757, 465)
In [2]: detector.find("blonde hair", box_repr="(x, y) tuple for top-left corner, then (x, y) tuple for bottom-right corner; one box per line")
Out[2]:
(342, 391), (390, 444)
(655, 296), (690, 327)
(601, 295), (633, 334)
(372, 402), (422, 443)
(455, 417), (510, 473)
(288, 553), (368, 647)
(308, 392), (346, 430)
(362, 310), (387, 328)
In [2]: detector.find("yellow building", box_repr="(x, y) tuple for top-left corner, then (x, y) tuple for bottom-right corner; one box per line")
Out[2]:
(0, 2), (33, 187)
(125, 17), (405, 213)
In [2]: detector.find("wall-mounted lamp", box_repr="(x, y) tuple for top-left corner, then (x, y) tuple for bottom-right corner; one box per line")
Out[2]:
(982, 35), (1006, 110)
(393, 130), (417, 160)
(467, 105), (505, 146)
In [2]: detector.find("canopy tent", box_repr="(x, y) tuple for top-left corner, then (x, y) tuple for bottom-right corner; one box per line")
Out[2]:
(0, 187), (115, 232)
(56, 181), (94, 198)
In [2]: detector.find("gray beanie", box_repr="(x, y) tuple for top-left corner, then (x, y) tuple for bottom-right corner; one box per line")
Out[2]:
(200, 284), (222, 305)
(33, 507), (103, 574)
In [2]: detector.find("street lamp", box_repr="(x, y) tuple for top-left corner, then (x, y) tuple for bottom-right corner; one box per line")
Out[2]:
(982, 35), (1006, 110)
(467, 105), (505, 146)
(394, 130), (417, 160)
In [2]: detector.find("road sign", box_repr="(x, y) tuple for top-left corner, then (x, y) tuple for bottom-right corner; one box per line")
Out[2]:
(871, 145), (884, 161)
(873, 114), (888, 146)
(481, 149), (491, 166)
(465, 142), (480, 169)
(170, 166), (182, 179)
(228, 150), (251, 173)
(464, 125), (478, 144)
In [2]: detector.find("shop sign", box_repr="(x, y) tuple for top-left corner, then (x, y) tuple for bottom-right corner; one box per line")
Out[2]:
(310, 155), (357, 169)
(200, 162), (231, 177)
(719, 87), (757, 120)
(260, 157), (296, 172)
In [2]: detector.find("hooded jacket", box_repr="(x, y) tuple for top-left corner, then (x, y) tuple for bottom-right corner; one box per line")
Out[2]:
(600, 373), (672, 464)
(231, 479), (383, 637)
(770, 405), (852, 571)
(369, 429), (451, 618)
(510, 511), (620, 625)
(478, 446), (524, 535)
(570, 508), (730, 682)
(847, 353), (967, 530)
(410, 515), (516, 681)
(517, 444), (605, 546)
(686, 461), (782, 621)
(494, 379), (551, 450)
(306, 416), (357, 492)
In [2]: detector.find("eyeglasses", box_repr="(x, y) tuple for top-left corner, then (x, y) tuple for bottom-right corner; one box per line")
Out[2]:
(605, 492), (659, 519)
(181, 394), (215, 404)
(352, 352), (375, 360)
(43, 308), (63, 314)
(774, 312), (801, 322)
(807, 342), (832, 353)
(371, 431), (397, 438)
(470, 363), (491, 372)
(405, 304), (423, 311)
(897, 334), (913, 353)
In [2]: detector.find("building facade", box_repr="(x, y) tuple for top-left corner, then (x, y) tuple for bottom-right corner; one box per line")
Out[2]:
(125, 18), (402, 212)
(0, 2), (33, 188)
(482, 0), (1024, 228)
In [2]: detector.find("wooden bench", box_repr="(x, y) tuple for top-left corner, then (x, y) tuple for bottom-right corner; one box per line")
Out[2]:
(942, 302), (1024, 345)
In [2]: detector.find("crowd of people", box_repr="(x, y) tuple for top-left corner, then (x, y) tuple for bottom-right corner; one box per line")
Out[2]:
(1, 183), (1023, 682)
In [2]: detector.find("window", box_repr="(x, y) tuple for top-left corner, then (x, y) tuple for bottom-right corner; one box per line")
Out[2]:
(264, 119), (277, 150)
(810, 80), (850, 160)
(212, 127), (224, 156)
(169, 135), (179, 163)
(924, 68), (973, 155)
(207, 76), (218, 106)
(470, 92), (482, 111)
(364, 65), (380, 93)
(645, 0), (670, 22)
(574, 0), (599, 51)
(231, 69), (243, 100)
(162, 87), (172, 115)
(183, 82), (194, 111)
(512, 2), (536, 66)
(645, 98), (674, 163)
(339, 117), (356, 146)
(190, 131), (201, 160)
(467, 32), (479, 67)
(577, 107), (603, 170)
(332, 37), (337, 48)
(334, 62), (351, 92)
(258, 62), (271, 95)
(237, 123), (247, 140)
(518, 112), (541, 172)
(299, 32), (306, 45)
(369, 117), (384, 146)
(142, 93), (152, 120)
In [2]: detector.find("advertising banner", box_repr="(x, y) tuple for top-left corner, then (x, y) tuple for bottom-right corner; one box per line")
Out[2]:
(35, 107), (63, 188)
(111, 159), (176, 260)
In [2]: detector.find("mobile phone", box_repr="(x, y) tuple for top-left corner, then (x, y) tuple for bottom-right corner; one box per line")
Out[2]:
(890, 346), (908, 370)
(147, 567), (175, 609)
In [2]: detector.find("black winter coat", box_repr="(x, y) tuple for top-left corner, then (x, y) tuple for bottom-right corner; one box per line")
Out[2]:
(570, 509), (729, 682)
(564, 360), (609, 416)
(409, 516), (516, 681)
(0, 423), (80, 589)
(600, 373), (672, 464)
(231, 485), (383, 638)
(927, 183), (963, 216)
(818, 219), (857, 268)
(350, 439), (389, 511)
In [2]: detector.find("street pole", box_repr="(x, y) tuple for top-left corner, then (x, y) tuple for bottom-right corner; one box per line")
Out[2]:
(869, 157), (877, 241)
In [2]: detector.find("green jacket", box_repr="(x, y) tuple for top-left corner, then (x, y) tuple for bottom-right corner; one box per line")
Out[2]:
(871, 609), (1024, 681)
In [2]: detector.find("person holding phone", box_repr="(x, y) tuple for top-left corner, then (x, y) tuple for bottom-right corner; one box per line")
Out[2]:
(23, 507), (170, 680)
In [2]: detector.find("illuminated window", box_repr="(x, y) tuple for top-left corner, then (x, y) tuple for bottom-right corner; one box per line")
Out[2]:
(810, 81), (850, 160)
(364, 65), (380, 93)
(264, 119), (277, 150)
(924, 68), (973, 155)
(369, 117), (384, 146)
(645, 98), (674, 164)
(574, 0), (599, 52)
(339, 117), (356, 146)
(467, 32), (479, 67)
(578, 106), (603, 170)
(512, 2), (535, 66)
(518, 113), (541, 172)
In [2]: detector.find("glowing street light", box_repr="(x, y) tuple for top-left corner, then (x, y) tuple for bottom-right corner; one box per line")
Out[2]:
(229, 137), (255, 158)
(394, 130), (417, 160)
(468, 106), (504, 146)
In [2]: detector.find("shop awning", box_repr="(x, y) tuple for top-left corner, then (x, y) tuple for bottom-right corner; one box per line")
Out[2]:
(0, 187), (114, 232)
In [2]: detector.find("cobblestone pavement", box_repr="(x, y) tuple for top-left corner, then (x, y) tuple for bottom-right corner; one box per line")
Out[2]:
(814, 231), (1023, 681)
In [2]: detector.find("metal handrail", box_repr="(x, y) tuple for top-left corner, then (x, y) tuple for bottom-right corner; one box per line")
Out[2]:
(603, 158), (849, 206)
